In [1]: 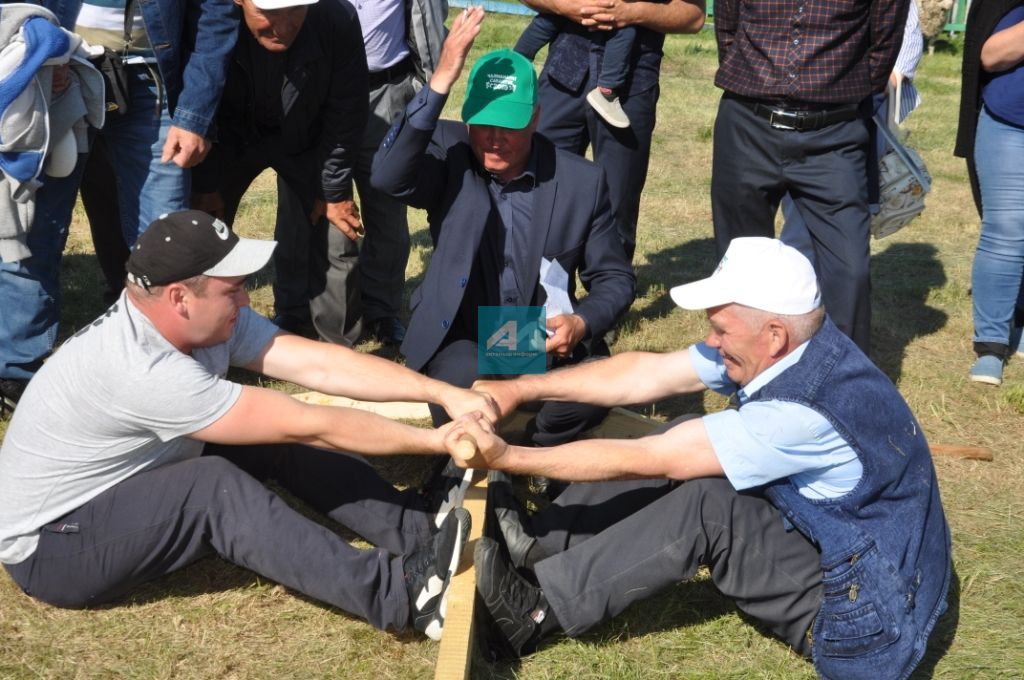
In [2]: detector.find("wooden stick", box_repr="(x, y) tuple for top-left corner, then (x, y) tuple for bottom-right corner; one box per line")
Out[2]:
(433, 471), (488, 680)
(928, 444), (993, 461)
(453, 434), (478, 461)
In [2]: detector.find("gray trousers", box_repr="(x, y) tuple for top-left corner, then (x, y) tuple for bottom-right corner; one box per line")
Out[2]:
(4, 444), (433, 631)
(531, 422), (823, 653)
(275, 71), (417, 333)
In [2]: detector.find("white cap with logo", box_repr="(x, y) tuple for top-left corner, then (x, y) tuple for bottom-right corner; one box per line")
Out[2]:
(669, 237), (821, 315)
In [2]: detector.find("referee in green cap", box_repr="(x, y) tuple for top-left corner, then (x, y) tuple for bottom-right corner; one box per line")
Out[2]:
(371, 8), (635, 453)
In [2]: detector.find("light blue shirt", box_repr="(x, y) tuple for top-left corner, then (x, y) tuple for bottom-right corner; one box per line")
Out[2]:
(689, 342), (863, 499)
(343, 0), (408, 72)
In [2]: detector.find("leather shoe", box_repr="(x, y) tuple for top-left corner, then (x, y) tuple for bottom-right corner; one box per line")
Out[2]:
(368, 316), (406, 345)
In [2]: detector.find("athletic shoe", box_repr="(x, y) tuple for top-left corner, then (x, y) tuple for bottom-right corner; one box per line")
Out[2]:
(425, 457), (475, 530)
(586, 87), (630, 128)
(0, 378), (26, 419)
(475, 536), (549, 657)
(406, 507), (470, 640)
(969, 355), (1003, 386)
(488, 471), (541, 569)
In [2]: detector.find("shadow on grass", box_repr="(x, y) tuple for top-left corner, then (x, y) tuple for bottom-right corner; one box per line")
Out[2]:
(634, 236), (719, 310)
(870, 242), (948, 384)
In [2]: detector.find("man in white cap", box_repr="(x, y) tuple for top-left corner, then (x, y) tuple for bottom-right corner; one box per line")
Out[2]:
(0, 211), (501, 640)
(448, 237), (951, 679)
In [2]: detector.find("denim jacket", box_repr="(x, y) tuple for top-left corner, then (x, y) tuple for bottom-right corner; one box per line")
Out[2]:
(753, 319), (951, 680)
(32, 0), (239, 137)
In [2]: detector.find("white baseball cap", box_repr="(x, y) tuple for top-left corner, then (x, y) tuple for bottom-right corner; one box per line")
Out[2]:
(251, 0), (317, 9)
(669, 237), (821, 315)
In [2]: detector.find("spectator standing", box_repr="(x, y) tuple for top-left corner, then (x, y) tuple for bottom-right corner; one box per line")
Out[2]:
(710, 0), (910, 354)
(0, 0), (239, 411)
(190, 0), (369, 348)
(955, 0), (1024, 385)
(518, 0), (705, 260)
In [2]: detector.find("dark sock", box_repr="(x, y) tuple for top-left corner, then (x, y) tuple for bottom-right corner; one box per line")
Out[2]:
(974, 341), (1008, 360)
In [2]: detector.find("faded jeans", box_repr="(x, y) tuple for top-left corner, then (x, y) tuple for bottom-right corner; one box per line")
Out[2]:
(972, 106), (1024, 348)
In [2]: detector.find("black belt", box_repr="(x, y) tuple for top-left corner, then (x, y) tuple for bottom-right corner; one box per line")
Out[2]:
(732, 95), (859, 131)
(367, 56), (413, 90)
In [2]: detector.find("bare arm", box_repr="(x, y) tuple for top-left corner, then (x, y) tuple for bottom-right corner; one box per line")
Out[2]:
(245, 333), (498, 422)
(521, 0), (705, 33)
(447, 411), (722, 481)
(981, 21), (1024, 72)
(192, 386), (453, 454)
(474, 349), (706, 417)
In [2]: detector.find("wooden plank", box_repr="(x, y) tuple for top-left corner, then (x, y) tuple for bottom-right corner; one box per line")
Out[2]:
(433, 471), (488, 680)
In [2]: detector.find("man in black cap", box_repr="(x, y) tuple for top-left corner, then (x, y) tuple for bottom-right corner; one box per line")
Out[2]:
(0, 211), (499, 641)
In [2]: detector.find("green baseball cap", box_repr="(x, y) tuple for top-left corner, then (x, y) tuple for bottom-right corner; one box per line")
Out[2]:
(461, 49), (537, 129)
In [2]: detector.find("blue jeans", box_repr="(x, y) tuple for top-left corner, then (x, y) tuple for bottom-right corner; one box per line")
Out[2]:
(0, 161), (85, 380)
(101, 67), (190, 245)
(972, 106), (1024, 347)
(0, 66), (187, 381)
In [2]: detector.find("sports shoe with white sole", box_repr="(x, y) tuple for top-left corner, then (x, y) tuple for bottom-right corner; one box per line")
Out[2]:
(586, 87), (630, 129)
(405, 506), (471, 640)
(425, 457), (475, 530)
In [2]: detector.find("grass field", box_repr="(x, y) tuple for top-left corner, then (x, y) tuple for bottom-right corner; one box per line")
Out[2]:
(2, 11), (1023, 679)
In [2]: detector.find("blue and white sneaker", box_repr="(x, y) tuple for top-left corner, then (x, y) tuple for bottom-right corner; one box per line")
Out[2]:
(405, 507), (470, 640)
(969, 355), (1004, 386)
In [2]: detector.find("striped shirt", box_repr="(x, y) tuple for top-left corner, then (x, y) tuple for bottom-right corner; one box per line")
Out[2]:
(714, 0), (910, 105)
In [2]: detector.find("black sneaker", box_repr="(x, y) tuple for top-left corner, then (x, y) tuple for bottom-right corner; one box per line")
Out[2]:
(475, 536), (549, 657)
(424, 457), (475, 531)
(0, 378), (26, 419)
(406, 506), (470, 640)
(488, 471), (541, 569)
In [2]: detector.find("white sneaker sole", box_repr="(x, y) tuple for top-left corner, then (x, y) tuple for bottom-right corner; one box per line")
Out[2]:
(424, 510), (470, 641)
(969, 374), (1002, 386)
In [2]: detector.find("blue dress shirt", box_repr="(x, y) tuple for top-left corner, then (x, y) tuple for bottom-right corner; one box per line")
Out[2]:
(689, 341), (863, 499)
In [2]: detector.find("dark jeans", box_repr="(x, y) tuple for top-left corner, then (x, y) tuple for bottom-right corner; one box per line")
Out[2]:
(532, 475), (823, 654)
(516, 16), (635, 92)
(536, 72), (658, 261)
(711, 93), (872, 352)
(4, 444), (433, 630)
(424, 339), (608, 447)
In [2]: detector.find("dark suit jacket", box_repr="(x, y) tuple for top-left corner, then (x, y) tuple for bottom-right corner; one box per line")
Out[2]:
(371, 110), (636, 371)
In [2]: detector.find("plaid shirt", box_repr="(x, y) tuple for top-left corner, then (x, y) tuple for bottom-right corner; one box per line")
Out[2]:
(714, 0), (910, 105)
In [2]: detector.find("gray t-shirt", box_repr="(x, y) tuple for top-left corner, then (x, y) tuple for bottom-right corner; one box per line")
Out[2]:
(0, 292), (279, 564)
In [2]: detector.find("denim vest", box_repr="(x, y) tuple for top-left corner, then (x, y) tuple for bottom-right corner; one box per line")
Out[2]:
(750, 319), (950, 680)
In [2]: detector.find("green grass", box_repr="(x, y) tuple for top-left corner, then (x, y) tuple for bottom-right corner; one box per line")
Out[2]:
(3, 12), (1023, 679)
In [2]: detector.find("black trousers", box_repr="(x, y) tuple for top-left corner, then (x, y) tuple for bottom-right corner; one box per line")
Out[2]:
(711, 94), (872, 353)
(536, 72), (659, 261)
(4, 444), (432, 630)
(532, 475), (823, 654)
(206, 137), (362, 347)
(424, 339), (608, 447)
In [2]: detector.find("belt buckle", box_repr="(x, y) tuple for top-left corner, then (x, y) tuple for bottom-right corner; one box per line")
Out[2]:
(769, 109), (797, 131)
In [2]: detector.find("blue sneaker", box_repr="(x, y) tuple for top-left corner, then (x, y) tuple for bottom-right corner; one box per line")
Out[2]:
(969, 355), (1003, 386)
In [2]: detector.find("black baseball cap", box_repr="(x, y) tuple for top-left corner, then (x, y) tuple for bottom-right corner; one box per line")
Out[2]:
(126, 210), (276, 289)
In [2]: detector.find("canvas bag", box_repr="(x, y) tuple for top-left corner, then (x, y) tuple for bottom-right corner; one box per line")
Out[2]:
(871, 78), (931, 239)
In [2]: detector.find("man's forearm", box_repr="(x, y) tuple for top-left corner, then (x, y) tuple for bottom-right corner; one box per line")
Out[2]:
(522, 0), (705, 34)
(506, 350), (703, 406)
